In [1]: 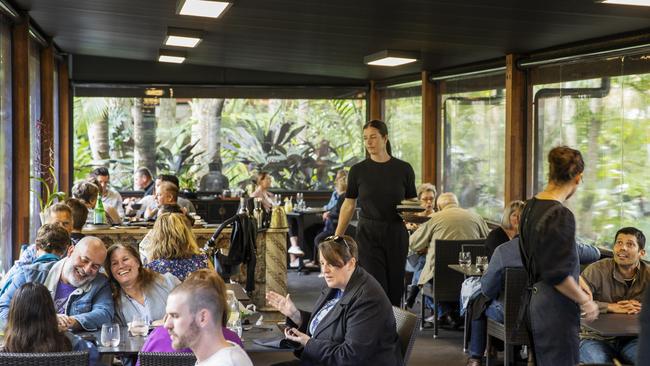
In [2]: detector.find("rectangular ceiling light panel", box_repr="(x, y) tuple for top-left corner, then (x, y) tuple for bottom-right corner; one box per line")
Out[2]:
(600, 0), (650, 5)
(364, 50), (419, 67)
(177, 0), (232, 18)
(159, 49), (187, 64)
(165, 28), (203, 48)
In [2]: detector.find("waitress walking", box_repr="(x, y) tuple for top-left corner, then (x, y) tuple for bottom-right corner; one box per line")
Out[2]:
(519, 146), (599, 365)
(335, 120), (416, 306)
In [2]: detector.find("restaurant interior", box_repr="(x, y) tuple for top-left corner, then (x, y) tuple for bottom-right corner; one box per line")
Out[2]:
(0, 0), (650, 365)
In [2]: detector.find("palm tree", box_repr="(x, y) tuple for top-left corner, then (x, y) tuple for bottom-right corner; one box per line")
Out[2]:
(132, 98), (157, 180)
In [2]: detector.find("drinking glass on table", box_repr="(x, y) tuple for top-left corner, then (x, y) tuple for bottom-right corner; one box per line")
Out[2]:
(129, 315), (150, 336)
(100, 323), (121, 347)
(476, 256), (488, 272)
(458, 252), (471, 269)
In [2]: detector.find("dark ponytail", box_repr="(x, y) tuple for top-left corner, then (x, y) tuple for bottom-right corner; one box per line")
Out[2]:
(363, 120), (392, 158)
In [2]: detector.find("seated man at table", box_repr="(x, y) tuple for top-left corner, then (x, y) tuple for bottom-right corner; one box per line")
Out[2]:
(466, 237), (600, 366)
(141, 175), (195, 219)
(64, 197), (89, 244)
(409, 192), (490, 325)
(90, 166), (124, 218)
(7, 202), (74, 273)
(0, 224), (72, 294)
(579, 227), (649, 365)
(0, 236), (114, 331)
(164, 270), (252, 366)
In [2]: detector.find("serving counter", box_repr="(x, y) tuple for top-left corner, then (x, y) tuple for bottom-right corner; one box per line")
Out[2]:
(82, 226), (289, 310)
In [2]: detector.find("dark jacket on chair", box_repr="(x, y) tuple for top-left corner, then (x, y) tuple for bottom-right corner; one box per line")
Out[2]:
(287, 266), (403, 366)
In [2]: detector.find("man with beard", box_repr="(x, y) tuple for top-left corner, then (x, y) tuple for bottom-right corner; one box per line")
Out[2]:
(164, 277), (252, 366)
(0, 237), (113, 331)
(579, 227), (649, 365)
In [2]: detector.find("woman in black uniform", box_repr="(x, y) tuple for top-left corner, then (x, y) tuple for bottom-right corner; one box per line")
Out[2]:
(335, 120), (416, 306)
(518, 146), (599, 366)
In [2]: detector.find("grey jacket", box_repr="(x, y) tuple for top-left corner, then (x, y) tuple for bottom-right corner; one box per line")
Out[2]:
(114, 272), (180, 326)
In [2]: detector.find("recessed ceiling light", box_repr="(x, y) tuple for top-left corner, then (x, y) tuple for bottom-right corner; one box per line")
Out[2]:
(177, 0), (233, 18)
(165, 27), (203, 48)
(598, 0), (650, 5)
(158, 49), (186, 64)
(364, 50), (419, 67)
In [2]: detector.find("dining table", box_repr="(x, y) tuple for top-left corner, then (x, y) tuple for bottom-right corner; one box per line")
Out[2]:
(580, 313), (639, 337)
(448, 264), (485, 277)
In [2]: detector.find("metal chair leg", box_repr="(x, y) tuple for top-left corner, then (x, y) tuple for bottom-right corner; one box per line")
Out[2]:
(433, 301), (438, 338)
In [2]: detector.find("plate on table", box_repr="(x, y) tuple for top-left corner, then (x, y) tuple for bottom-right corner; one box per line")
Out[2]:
(84, 223), (111, 230)
(400, 213), (431, 224)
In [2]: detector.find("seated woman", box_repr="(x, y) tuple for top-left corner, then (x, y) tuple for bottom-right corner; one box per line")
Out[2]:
(106, 243), (180, 327)
(484, 200), (524, 259)
(312, 172), (348, 263)
(266, 236), (402, 365)
(136, 269), (242, 366)
(404, 183), (436, 308)
(3, 282), (101, 365)
(251, 171), (305, 266)
(144, 212), (212, 281)
(139, 203), (194, 264)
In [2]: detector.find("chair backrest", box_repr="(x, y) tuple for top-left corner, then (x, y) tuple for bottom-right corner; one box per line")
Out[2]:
(0, 351), (88, 366)
(139, 352), (197, 366)
(393, 306), (419, 364)
(433, 239), (485, 301)
(502, 267), (529, 344)
(461, 244), (487, 259)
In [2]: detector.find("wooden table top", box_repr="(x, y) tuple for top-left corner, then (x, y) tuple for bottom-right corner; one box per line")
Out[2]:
(581, 313), (639, 337)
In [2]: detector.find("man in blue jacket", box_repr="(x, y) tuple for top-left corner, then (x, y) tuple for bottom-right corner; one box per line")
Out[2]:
(466, 237), (601, 366)
(0, 236), (114, 331)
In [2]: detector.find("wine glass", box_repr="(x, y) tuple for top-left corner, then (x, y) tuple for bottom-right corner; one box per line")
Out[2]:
(476, 256), (488, 272)
(100, 323), (121, 347)
(129, 315), (149, 336)
(296, 193), (305, 210)
(458, 252), (471, 269)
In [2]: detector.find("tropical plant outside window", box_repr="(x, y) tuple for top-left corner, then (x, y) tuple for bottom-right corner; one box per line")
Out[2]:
(0, 16), (12, 272)
(383, 83), (423, 185)
(441, 75), (506, 222)
(532, 54), (650, 250)
(73, 98), (366, 191)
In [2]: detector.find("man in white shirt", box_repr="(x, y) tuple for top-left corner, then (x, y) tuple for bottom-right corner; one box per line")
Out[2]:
(164, 276), (253, 366)
(90, 167), (124, 217)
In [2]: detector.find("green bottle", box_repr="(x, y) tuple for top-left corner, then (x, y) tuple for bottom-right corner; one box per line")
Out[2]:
(94, 194), (106, 224)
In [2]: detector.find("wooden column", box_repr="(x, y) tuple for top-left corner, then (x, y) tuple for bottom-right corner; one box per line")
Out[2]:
(368, 80), (382, 121)
(40, 44), (55, 199)
(505, 54), (527, 203)
(58, 58), (72, 194)
(421, 71), (438, 185)
(12, 18), (30, 255)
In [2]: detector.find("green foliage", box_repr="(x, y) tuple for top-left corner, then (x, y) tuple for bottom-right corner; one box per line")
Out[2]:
(30, 166), (66, 212)
(156, 125), (205, 190)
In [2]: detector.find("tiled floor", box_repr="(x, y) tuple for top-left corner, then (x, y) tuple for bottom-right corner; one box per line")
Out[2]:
(250, 271), (468, 366)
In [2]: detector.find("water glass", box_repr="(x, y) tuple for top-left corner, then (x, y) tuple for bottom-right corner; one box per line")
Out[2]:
(100, 323), (121, 347)
(129, 315), (149, 336)
(476, 256), (489, 272)
(458, 251), (471, 269)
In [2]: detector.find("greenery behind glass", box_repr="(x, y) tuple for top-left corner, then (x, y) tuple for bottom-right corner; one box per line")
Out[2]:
(442, 85), (506, 222)
(534, 60), (650, 250)
(73, 98), (366, 191)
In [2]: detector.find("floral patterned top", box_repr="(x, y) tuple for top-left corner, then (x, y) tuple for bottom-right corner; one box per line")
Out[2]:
(145, 253), (210, 281)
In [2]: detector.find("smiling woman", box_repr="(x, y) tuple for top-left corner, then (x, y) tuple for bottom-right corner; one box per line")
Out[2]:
(105, 244), (180, 327)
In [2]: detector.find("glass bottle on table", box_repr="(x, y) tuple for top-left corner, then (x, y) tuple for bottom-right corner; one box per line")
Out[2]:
(226, 290), (242, 337)
(94, 193), (106, 224)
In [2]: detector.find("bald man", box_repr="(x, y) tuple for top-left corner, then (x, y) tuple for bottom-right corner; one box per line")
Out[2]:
(0, 236), (114, 331)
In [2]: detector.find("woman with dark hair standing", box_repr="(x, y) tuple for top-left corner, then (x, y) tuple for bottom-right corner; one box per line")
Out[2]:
(519, 146), (599, 366)
(3, 283), (101, 364)
(334, 120), (416, 306)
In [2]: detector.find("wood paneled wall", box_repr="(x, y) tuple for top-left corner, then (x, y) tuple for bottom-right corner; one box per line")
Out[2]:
(58, 60), (72, 194)
(11, 18), (30, 255)
(504, 54), (527, 203)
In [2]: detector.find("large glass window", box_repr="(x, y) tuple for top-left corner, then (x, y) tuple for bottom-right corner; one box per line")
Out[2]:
(28, 39), (41, 242)
(383, 83), (423, 184)
(532, 53), (650, 248)
(0, 16), (12, 271)
(440, 74), (506, 221)
(74, 98), (366, 191)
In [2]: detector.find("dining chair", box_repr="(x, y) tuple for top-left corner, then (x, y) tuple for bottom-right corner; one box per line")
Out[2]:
(138, 352), (197, 366)
(393, 306), (419, 364)
(0, 351), (88, 366)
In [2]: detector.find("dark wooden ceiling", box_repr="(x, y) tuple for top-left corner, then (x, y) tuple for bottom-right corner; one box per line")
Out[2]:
(12, 0), (650, 82)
